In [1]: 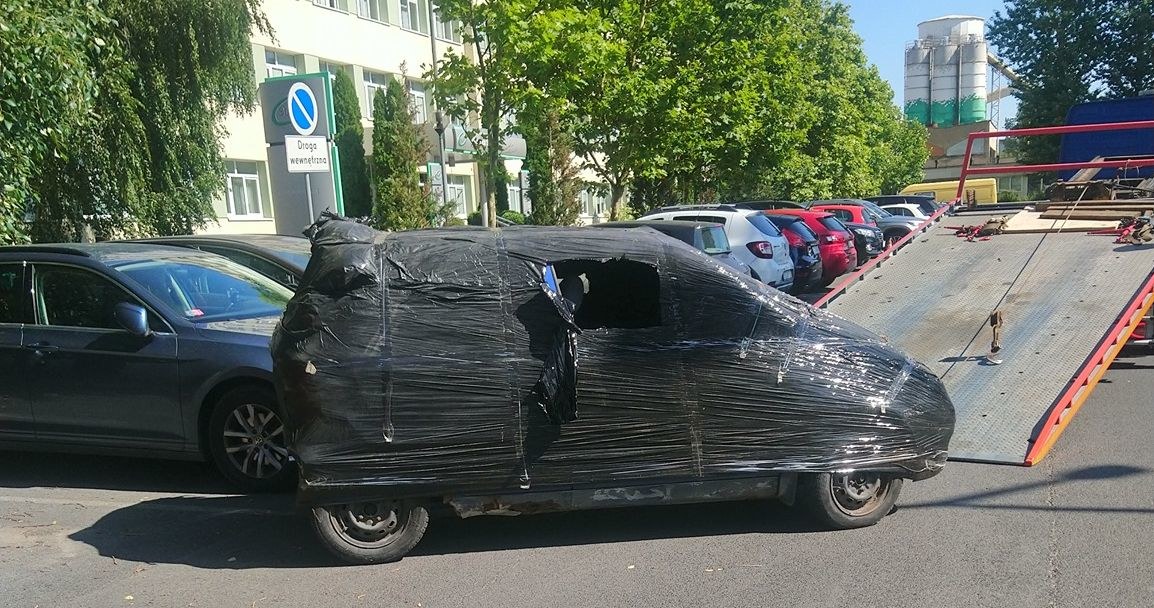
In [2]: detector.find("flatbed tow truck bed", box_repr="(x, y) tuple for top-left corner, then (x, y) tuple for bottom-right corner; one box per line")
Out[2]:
(819, 212), (1154, 464)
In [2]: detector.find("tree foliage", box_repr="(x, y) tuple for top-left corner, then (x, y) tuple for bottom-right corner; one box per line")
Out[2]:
(523, 109), (582, 226)
(989, 0), (1154, 164)
(332, 70), (372, 218)
(432, 0), (928, 217)
(370, 80), (438, 230)
(2, 0), (268, 243)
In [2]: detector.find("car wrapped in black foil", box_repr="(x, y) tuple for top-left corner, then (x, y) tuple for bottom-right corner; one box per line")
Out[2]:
(272, 213), (954, 564)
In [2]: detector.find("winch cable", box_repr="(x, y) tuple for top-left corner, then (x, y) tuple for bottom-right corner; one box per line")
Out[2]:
(939, 188), (1089, 380)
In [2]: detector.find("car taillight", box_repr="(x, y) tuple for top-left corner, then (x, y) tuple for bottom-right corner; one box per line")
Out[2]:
(746, 241), (774, 258)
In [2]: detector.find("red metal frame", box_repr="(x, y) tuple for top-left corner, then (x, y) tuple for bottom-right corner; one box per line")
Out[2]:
(956, 119), (1154, 203)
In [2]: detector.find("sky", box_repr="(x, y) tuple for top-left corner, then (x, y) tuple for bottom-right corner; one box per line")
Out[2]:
(843, 0), (1017, 126)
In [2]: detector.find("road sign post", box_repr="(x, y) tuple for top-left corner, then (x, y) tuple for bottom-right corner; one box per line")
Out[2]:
(259, 73), (343, 235)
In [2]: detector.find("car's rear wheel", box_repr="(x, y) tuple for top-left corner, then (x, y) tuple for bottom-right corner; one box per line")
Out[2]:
(311, 501), (429, 565)
(207, 385), (296, 493)
(800, 472), (902, 529)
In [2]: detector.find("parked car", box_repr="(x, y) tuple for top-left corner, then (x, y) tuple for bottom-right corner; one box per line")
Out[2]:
(0, 243), (296, 492)
(639, 205), (794, 291)
(273, 216), (955, 564)
(762, 209), (854, 286)
(592, 221), (752, 277)
(763, 214), (824, 293)
(864, 194), (941, 216)
(809, 199), (922, 244)
(842, 221), (885, 267)
(130, 234), (311, 290)
(878, 203), (930, 220)
(730, 200), (807, 211)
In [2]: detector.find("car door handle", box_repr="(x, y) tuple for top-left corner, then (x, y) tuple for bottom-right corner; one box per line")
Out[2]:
(24, 343), (59, 361)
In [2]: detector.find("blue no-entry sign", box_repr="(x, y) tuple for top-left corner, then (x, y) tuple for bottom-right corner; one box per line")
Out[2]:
(288, 82), (319, 136)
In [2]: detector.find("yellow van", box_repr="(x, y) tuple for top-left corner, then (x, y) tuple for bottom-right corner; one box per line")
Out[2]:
(900, 178), (998, 205)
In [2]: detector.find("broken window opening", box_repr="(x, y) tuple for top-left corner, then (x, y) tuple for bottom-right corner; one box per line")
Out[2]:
(550, 259), (661, 330)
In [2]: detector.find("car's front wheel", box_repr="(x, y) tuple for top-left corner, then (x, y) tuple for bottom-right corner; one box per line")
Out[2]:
(207, 385), (296, 492)
(800, 472), (902, 529)
(311, 501), (430, 565)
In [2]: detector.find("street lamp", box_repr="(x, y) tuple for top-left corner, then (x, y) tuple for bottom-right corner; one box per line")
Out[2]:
(433, 109), (451, 221)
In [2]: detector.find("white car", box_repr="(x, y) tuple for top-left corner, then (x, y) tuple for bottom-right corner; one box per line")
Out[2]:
(639, 205), (795, 290)
(878, 203), (930, 219)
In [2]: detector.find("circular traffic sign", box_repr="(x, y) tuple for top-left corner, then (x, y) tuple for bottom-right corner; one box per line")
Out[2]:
(288, 82), (318, 136)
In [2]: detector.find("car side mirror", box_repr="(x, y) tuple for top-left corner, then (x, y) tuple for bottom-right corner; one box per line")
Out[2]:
(114, 302), (153, 338)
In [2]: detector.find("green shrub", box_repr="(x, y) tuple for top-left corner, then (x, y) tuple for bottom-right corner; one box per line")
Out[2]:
(998, 190), (1021, 203)
(500, 210), (526, 224)
(467, 211), (483, 226)
(443, 216), (466, 227)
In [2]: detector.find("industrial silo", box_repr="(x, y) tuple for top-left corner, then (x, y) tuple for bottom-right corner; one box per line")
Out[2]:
(907, 15), (989, 128)
(930, 41), (959, 127)
(904, 42), (931, 124)
(958, 35), (989, 124)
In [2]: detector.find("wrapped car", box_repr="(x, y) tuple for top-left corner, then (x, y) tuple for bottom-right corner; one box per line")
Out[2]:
(271, 214), (955, 564)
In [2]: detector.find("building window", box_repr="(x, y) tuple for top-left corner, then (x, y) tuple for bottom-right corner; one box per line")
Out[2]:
(226, 161), (264, 218)
(432, 2), (463, 43)
(399, 0), (429, 34)
(264, 50), (297, 78)
(319, 60), (345, 76)
(313, 0), (350, 11)
(358, 0), (386, 21)
(581, 186), (607, 217)
(364, 71), (392, 113)
(447, 174), (471, 217)
(408, 81), (427, 124)
(507, 182), (524, 215)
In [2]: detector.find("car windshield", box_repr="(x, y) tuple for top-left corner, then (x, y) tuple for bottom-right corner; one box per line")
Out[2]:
(744, 213), (783, 237)
(698, 226), (731, 254)
(244, 236), (312, 268)
(112, 255), (293, 322)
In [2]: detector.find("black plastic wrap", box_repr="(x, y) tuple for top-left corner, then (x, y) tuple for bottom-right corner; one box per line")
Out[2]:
(272, 213), (955, 503)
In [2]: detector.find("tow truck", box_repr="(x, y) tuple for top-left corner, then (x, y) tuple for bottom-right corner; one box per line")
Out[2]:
(817, 120), (1154, 465)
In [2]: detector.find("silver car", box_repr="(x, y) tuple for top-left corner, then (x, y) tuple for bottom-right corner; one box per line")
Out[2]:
(593, 220), (753, 276)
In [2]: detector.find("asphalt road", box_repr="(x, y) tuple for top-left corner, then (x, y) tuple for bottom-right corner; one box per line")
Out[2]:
(2, 346), (1152, 608)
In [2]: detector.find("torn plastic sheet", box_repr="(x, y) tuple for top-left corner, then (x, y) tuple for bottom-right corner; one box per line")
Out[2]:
(271, 213), (955, 503)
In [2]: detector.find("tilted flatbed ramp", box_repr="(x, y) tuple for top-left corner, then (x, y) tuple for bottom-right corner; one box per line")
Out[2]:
(821, 220), (1154, 464)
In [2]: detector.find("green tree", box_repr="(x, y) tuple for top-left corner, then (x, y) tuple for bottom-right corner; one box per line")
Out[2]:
(523, 109), (582, 226)
(7, 0), (269, 243)
(988, 0), (1154, 165)
(370, 79), (437, 230)
(1, 1), (114, 244)
(331, 69), (372, 218)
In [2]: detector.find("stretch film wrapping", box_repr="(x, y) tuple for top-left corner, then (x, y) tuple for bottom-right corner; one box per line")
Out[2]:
(271, 214), (955, 503)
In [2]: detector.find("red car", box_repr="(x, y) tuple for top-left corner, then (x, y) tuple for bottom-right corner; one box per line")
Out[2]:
(762, 210), (854, 286)
(808, 203), (875, 227)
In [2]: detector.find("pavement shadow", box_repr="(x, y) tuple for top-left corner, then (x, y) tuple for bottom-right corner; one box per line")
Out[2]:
(903, 464), (1154, 514)
(67, 496), (824, 569)
(0, 451), (240, 494)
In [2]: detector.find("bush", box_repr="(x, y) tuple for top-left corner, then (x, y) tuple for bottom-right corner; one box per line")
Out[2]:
(467, 211), (483, 226)
(998, 190), (1021, 203)
(500, 210), (526, 224)
(443, 216), (466, 227)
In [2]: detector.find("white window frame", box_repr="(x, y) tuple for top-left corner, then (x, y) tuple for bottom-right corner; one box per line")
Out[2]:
(358, 0), (387, 22)
(447, 175), (469, 217)
(264, 50), (297, 79)
(507, 182), (524, 214)
(399, 0), (428, 34)
(432, 2), (462, 43)
(408, 82), (427, 124)
(225, 161), (265, 219)
(363, 71), (392, 114)
(313, 0), (349, 12)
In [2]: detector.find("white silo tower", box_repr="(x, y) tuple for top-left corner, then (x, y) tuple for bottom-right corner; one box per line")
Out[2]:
(905, 15), (989, 127)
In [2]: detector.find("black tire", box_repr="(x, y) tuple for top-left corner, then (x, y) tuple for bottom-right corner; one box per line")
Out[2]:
(207, 385), (296, 493)
(800, 472), (902, 529)
(311, 501), (430, 565)
(883, 230), (909, 246)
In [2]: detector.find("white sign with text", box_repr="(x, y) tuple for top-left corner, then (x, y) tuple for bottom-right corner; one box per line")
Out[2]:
(285, 135), (330, 173)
